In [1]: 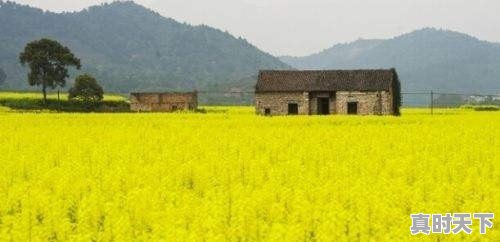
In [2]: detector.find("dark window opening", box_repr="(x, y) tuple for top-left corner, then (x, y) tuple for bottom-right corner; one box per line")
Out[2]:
(347, 102), (358, 115)
(172, 105), (178, 111)
(264, 108), (271, 115)
(288, 103), (298, 115)
(317, 98), (330, 115)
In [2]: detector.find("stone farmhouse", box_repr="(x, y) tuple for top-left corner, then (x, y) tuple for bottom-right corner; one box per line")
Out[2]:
(255, 69), (401, 116)
(130, 92), (198, 112)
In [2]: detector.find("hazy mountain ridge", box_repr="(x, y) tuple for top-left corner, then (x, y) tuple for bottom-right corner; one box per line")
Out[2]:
(0, 1), (289, 96)
(280, 39), (384, 69)
(281, 28), (500, 93)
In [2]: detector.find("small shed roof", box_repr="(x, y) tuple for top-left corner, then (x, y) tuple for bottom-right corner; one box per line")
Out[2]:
(255, 69), (397, 92)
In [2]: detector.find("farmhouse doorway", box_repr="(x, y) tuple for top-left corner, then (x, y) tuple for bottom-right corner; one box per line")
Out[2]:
(317, 98), (330, 115)
(347, 102), (358, 114)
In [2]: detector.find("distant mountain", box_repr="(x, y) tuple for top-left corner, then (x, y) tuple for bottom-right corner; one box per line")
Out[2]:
(0, 1), (289, 101)
(280, 28), (500, 93)
(281, 39), (384, 70)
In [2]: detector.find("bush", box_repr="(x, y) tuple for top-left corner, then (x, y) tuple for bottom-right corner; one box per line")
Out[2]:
(69, 74), (104, 109)
(460, 104), (499, 111)
(473, 105), (499, 111)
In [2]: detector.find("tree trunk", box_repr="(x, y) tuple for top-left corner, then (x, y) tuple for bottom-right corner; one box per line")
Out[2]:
(42, 80), (47, 105)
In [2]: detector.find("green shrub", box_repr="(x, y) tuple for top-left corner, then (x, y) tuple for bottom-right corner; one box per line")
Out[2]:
(460, 104), (499, 111)
(68, 74), (104, 109)
(473, 105), (499, 111)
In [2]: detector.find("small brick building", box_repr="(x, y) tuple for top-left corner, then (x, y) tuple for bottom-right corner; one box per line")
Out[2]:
(130, 92), (198, 112)
(255, 69), (401, 116)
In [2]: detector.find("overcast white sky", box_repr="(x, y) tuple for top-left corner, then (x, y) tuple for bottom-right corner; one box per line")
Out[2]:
(11, 0), (500, 56)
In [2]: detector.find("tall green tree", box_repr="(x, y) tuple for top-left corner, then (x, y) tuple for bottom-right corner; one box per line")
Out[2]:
(19, 39), (81, 104)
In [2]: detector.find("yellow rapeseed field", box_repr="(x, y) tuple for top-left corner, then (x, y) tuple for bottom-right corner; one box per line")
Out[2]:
(0, 91), (126, 101)
(0, 107), (498, 241)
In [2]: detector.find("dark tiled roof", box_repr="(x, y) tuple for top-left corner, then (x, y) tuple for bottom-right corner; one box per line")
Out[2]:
(256, 69), (397, 92)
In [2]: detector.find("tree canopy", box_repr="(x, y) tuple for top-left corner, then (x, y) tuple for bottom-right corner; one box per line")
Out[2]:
(68, 74), (104, 108)
(19, 38), (81, 103)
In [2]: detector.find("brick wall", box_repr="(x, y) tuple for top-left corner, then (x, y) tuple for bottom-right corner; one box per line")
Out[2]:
(130, 92), (198, 112)
(336, 91), (392, 115)
(255, 92), (309, 115)
(255, 91), (394, 115)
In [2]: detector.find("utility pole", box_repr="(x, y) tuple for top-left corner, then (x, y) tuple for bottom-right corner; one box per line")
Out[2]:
(430, 90), (434, 115)
(57, 89), (61, 112)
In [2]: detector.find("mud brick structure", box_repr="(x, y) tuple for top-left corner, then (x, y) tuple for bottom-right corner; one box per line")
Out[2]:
(130, 92), (198, 112)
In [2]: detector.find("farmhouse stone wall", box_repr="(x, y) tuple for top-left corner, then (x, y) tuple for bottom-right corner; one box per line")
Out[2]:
(336, 91), (392, 115)
(255, 92), (309, 115)
(256, 90), (393, 115)
(130, 92), (198, 112)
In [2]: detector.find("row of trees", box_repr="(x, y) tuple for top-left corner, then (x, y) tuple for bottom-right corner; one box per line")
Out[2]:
(19, 38), (103, 108)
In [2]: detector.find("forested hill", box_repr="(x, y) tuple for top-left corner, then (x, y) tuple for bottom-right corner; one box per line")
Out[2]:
(0, 1), (289, 98)
(281, 28), (500, 94)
